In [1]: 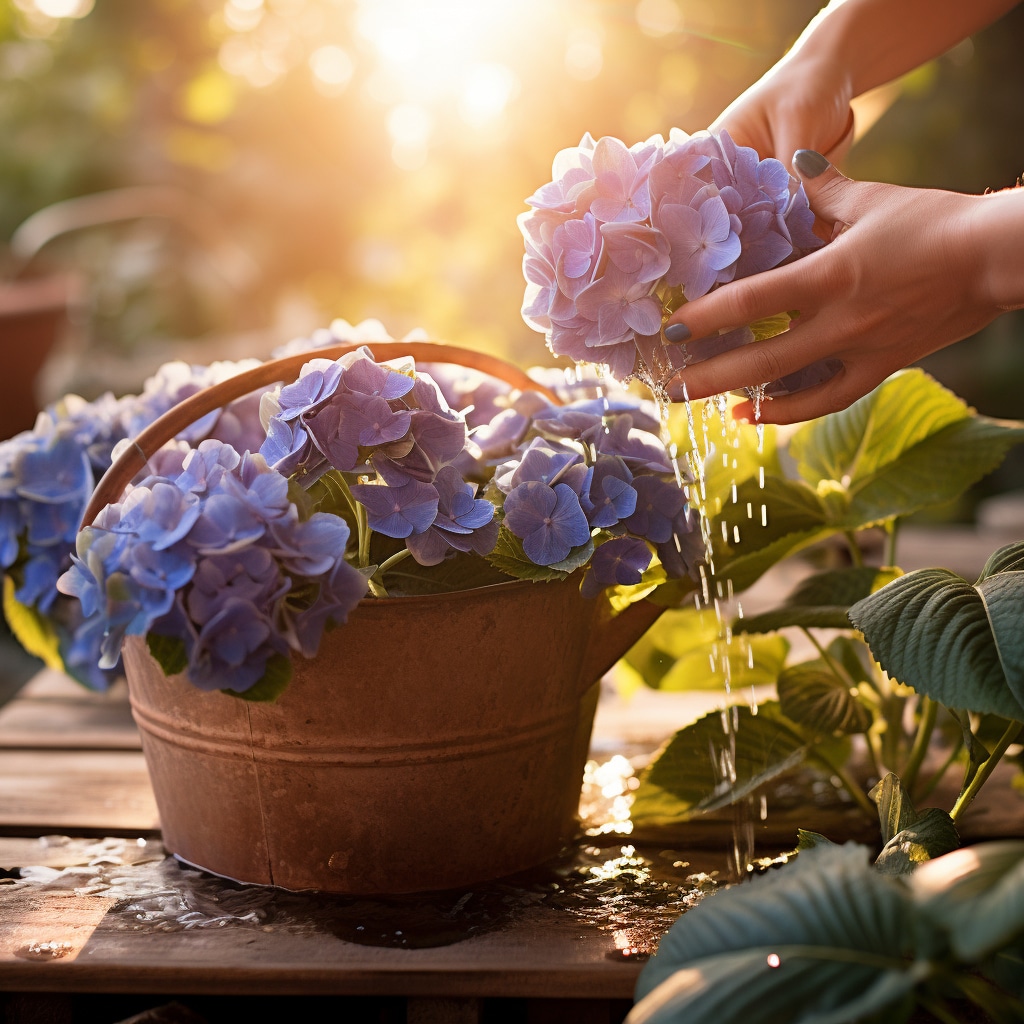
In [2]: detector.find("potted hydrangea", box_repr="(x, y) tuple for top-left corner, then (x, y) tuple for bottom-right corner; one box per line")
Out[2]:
(1, 321), (703, 891)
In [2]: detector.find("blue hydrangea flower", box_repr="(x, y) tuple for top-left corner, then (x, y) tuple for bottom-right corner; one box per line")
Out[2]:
(581, 537), (653, 598)
(503, 480), (591, 565)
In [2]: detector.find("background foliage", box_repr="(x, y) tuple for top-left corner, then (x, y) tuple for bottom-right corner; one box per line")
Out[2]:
(2, 0), (1023, 497)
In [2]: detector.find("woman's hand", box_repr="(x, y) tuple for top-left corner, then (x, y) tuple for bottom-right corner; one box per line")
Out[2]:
(663, 153), (1024, 424)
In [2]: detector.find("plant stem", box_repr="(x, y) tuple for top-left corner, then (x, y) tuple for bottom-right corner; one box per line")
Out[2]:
(915, 734), (964, 803)
(950, 721), (1024, 823)
(901, 696), (937, 795)
(808, 749), (877, 819)
(843, 530), (864, 567)
(802, 628), (857, 689)
(372, 549), (412, 591)
(883, 518), (900, 567)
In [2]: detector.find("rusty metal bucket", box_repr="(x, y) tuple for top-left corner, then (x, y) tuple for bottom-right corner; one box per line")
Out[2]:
(88, 341), (663, 893)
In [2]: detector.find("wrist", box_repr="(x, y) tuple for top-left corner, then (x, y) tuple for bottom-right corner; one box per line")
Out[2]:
(971, 187), (1024, 312)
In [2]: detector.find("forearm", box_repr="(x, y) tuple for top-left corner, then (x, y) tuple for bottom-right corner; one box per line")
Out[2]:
(971, 185), (1024, 312)
(786, 0), (1019, 97)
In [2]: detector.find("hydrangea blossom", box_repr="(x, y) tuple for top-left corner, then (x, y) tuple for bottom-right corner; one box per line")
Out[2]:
(11, 329), (705, 698)
(58, 441), (367, 693)
(520, 128), (823, 385)
(0, 359), (272, 688)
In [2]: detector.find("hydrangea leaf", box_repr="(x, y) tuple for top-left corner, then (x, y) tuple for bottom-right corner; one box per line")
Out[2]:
(2, 574), (63, 673)
(849, 550), (1024, 720)
(913, 840), (1024, 962)
(777, 661), (873, 737)
(796, 829), (837, 851)
(740, 567), (902, 633)
(874, 809), (960, 876)
(871, 772), (918, 846)
(146, 632), (189, 678)
(711, 475), (830, 592)
(789, 370), (1024, 530)
(633, 844), (924, 1024)
(631, 702), (809, 826)
(224, 652), (292, 703)
(484, 526), (573, 582)
(624, 605), (788, 692)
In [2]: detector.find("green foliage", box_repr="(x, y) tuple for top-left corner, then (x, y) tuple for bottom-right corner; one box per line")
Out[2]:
(623, 605), (789, 692)
(146, 632), (188, 678)
(849, 542), (1024, 720)
(776, 661), (872, 737)
(630, 842), (1024, 1024)
(3, 574), (63, 673)
(485, 526), (591, 582)
(712, 371), (1024, 591)
(631, 703), (811, 825)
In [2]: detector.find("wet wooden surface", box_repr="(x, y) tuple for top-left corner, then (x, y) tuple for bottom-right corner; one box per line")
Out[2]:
(1, 524), (1022, 1023)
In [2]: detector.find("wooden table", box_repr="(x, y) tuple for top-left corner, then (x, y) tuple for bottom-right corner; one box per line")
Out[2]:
(1, 525), (1022, 1024)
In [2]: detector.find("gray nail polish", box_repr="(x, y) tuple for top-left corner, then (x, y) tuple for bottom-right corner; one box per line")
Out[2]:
(793, 150), (830, 179)
(664, 323), (691, 343)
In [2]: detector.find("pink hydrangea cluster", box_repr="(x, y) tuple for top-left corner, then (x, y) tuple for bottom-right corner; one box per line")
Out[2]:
(520, 128), (823, 385)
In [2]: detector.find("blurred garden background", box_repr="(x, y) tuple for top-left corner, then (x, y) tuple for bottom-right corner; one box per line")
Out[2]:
(2, 0), (1024, 506)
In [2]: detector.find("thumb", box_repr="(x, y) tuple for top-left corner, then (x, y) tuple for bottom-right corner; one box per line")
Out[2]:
(792, 149), (855, 226)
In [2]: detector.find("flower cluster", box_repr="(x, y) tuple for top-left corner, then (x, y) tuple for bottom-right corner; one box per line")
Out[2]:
(0, 360), (269, 688)
(475, 387), (703, 595)
(519, 128), (822, 384)
(258, 346), (498, 570)
(58, 440), (368, 694)
(4, 318), (706, 698)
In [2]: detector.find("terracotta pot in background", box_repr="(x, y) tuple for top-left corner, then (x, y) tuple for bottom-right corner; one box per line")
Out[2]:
(0, 275), (81, 440)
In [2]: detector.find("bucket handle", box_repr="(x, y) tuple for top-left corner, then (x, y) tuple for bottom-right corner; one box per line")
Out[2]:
(82, 340), (561, 528)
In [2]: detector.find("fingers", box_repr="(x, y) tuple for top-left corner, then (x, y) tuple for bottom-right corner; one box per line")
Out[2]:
(791, 150), (858, 226)
(666, 323), (826, 403)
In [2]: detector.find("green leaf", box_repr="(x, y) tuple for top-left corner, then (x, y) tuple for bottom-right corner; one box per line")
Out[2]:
(871, 773), (919, 846)
(711, 475), (830, 592)
(629, 605), (789, 692)
(979, 541), (1024, 578)
(484, 527), (575, 582)
(223, 652), (292, 703)
(740, 567), (902, 633)
(849, 557), (1024, 721)
(631, 702), (809, 824)
(790, 370), (1024, 530)
(749, 310), (791, 342)
(777, 661), (873, 736)
(796, 829), (837, 851)
(913, 840), (1024, 962)
(874, 808), (960, 876)
(381, 551), (512, 596)
(634, 844), (925, 1024)
(790, 369), (970, 488)
(2, 575), (62, 672)
(146, 632), (188, 677)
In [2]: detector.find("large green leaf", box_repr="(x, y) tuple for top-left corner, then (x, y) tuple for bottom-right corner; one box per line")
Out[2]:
(631, 702), (809, 824)
(789, 371), (1024, 531)
(913, 841), (1024, 963)
(741, 567), (902, 633)
(777, 661), (872, 737)
(626, 605), (789, 692)
(711, 475), (830, 592)
(849, 550), (1024, 721)
(632, 844), (924, 1024)
(790, 369), (970, 488)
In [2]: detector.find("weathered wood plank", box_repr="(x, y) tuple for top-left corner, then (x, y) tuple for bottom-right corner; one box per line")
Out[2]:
(0, 751), (159, 833)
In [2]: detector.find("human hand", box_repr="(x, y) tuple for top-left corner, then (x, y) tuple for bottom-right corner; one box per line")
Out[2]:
(709, 54), (855, 171)
(663, 152), (1016, 424)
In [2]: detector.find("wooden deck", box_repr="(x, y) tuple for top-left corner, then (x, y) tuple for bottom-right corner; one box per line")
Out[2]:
(1, 523), (1022, 1023)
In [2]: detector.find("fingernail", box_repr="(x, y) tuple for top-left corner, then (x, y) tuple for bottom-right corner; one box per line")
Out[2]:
(664, 323), (691, 343)
(793, 150), (830, 179)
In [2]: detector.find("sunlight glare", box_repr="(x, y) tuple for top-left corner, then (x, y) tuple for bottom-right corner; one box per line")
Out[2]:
(565, 27), (603, 81)
(636, 0), (682, 38)
(31, 0), (93, 17)
(458, 62), (519, 127)
(310, 44), (354, 93)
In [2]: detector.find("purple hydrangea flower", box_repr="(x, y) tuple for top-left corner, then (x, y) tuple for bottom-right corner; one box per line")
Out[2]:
(581, 537), (653, 598)
(502, 480), (591, 566)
